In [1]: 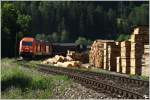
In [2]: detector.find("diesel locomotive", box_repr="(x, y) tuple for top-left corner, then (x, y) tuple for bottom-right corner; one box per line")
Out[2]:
(19, 37), (80, 58)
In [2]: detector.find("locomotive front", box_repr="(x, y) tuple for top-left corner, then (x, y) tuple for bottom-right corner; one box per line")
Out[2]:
(19, 37), (35, 57)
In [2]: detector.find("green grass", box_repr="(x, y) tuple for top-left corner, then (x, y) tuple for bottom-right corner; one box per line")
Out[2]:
(42, 64), (111, 76)
(129, 74), (149, 80)
(1, 58), (71, 99)
(16, 59), (42, 68)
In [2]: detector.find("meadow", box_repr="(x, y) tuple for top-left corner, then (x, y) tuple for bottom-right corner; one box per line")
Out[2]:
(1, 58), (71, 99)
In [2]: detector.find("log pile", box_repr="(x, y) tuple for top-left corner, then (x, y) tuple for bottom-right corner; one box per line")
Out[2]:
(130, 34), (149, 43)
(107, 42), (120, 71)
(89, 40), (120, 71)
(42, 51), (83, 68)
(89, 26), (149, 77)
(103, 42), (108, 69)
(115, 42), (121, 72)
(133, 26), (149, 35)
(89, 40), (114, 68)
(116, 57), (121, 72)
(89, 40), (104, 68)
(130, 44), (150, 76)
(54, 61), (82, 68)
(67, 50), (88, 63)
(141, 45), (149, 76)
(42, 26), (149, 77)
(129, 26), (149, 76)
(120, 41), (131, 74)
(42, 55), (65, 64)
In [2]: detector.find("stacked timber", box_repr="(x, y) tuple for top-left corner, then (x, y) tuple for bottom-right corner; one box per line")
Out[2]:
(130, 34), (149, 44)
(130, 44), (149, 76)
(129, 26), (149, 76)
(107, 44), (116, 71)
(120, 41), (131, 74)
(89, 40), (114, 68)
(141, 45), (150, 76)
(89, 40), (120, 70)
(115, 42), (121, 72)
(89, 40), (104, 68)
(132, 26), (149, 35)
(103, 42), (120, 71)
(103, 42), (108, 70)
(67, 50), (88, 63)
(116, 57), (121, 72)
(107, 45), (111, 70)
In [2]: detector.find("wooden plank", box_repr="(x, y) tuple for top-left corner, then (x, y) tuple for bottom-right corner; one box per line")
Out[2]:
(133, 26), (149, 35)
(130, 34), (149, 43)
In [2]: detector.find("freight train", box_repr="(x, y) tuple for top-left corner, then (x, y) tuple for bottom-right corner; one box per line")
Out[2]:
(19, 37), (80, 58)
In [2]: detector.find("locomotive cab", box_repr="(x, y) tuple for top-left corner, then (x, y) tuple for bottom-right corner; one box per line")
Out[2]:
(19, 37), (35, 57)
(19, 37), (53, 58)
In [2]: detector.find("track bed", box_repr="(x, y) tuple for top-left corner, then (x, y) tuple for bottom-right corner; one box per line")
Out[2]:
(37, 64), (149, 99)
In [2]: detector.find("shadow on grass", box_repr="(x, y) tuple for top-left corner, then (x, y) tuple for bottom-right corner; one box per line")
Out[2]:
(1, 75), (32, 91)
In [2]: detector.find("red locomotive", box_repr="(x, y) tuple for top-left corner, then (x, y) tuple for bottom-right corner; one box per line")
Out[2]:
(19, 37), (52, 58)
(19, 37), (81, 58)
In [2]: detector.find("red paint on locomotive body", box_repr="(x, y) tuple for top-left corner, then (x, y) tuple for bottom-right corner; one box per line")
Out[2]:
(19, 37), (52, 57)
(19, 37), (80, 58)
(19, 37), (35, 57)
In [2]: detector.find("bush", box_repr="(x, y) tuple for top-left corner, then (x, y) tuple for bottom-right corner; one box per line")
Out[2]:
(75, 37), (92, 46)
(75, 37), (88, 46)
(116, 34), (130, 41)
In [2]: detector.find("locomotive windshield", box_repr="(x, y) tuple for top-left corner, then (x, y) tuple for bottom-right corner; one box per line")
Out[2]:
(22, 41), (32, 46)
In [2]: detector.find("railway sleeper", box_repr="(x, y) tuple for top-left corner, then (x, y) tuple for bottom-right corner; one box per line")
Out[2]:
(132, 95), (138, 99)
(105, 85), (109, 91)
(122, 90), (127, 97)
(99, 84), (103, 88)
(118, 89), (123, 96)
(144, 82), (149, 87)
(127, 93), (132, 98)
(38, 66), (146, 99)
(127, 79), (132, 83)
(109, 87), (114, 92)
(138, 81), (143, 86)
(39, 65), (148, 85)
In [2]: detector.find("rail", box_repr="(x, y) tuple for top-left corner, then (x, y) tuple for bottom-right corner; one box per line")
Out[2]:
(37, 64), (148, 99)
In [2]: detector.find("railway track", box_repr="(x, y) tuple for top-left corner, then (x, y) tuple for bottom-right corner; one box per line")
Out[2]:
(37, 64), (149, 99)
(38, 64), (149, 87)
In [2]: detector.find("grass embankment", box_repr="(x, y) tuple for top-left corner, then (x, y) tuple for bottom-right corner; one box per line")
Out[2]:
(1, 58), (71, 99)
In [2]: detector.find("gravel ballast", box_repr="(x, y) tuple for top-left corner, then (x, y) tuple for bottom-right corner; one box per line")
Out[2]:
(51, 80), (115, 99)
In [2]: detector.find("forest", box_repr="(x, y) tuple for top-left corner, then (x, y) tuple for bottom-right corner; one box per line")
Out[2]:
(1, 1), (149, 57)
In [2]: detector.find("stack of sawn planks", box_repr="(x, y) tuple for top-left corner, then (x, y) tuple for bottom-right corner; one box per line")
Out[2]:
(120, 41), (131, 74)
(129, 26), (149, 76)
(89, 26), (149, 76)
(103, 42), (120, 71)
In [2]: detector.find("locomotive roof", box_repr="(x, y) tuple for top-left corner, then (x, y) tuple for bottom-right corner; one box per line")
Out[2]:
(22, 37), (35, 41)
